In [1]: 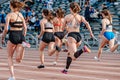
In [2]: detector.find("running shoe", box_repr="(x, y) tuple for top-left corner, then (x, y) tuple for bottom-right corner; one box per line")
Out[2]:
(37, 65), (45, 69)
(53, 61), (57, 65)
(8, 77), (15, 80)
(61, 69), (68, 74)
(22, 42), (31, 48)
(83, 45), (91, 53)
(94, 56), (100, 61)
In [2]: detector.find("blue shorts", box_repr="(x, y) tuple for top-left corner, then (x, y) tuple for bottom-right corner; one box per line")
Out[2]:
(104, 32), (115, 40)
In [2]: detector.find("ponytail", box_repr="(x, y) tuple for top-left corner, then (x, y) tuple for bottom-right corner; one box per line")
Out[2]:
(10, 0), (25, 11)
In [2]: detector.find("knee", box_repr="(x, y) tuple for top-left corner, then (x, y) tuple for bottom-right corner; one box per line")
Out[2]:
(39, 47), (44, 51)
(69, 53), (76, 61)
(8, 55), (12, 59)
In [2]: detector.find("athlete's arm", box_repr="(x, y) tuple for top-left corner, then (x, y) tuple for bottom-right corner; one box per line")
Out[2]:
(38, 19), (45, 38)
(100, 19), (106, 35)
(2, 13), (10, 41)
(81, 16), (94, 38)
(21, 13), (27, 36)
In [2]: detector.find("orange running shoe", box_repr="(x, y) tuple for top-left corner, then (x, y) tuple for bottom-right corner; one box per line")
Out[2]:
(83, 45), (91, 53)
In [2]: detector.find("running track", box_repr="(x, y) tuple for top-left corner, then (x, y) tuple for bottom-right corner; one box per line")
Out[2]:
(0, 48), (120, 80)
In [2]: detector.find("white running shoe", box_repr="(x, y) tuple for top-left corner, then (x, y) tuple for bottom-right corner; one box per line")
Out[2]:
(22, 42), (31, 48)
(94, 56), (100, 61)
(8, 77), (15, 80)
(53, 61), (57, 65)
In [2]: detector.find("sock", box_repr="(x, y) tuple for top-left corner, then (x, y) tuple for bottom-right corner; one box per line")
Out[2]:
(74, 49), (83, 58)
(66, 57), (72, 69)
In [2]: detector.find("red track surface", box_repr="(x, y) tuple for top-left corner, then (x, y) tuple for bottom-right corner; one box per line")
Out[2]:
(0, 48), (120, 80)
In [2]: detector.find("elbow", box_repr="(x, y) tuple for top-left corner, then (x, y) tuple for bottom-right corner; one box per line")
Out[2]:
(85, 22), (90, 27)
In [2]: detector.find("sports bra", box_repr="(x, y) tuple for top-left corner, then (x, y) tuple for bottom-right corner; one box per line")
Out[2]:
(54, 18), (62, 27)
(106, 24), (112, 31)
(9, 13), (23, 28)
(105, 19), (112, 31)
(44, 21), (54, 29)
(67, 14), (80, 28)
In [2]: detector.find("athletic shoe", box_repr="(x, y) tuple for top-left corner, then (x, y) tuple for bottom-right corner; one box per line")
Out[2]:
(61, 69), (68, 74)
(53, 61), (57, 65)
(62, 49), (68, 52)
(22, 42), (31, 48)
(83, 45), (91, 53)
(37, 65), (45, 69)
(8, 77), (15, 80)
(94, 56), (100, 61)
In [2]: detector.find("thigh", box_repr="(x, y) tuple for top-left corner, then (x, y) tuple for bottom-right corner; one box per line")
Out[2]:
(39, 41), (47, 51)
(7, 41), (17, 57)
(100, 36), (108, 48)
(16, 44), (24, 55)
(67, 37), (77, 53)
(48, 42), (55, 50)
(77, 40), (82, 48)
(109, 38), (115, 49)
(55, 37), (62, 46)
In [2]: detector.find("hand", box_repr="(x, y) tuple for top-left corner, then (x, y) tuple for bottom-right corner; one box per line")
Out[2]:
(1, 39), (5, 44)
(98, 34), (102, 38)
(37, 35), (40, 39)
(23, 32), (26, 36)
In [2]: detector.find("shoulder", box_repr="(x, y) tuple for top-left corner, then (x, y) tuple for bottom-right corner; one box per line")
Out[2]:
(40, 19), (47, 24)
(101, 19), (106, 23)
(6, 13), (12, 19)
(53, 17), (58, 21)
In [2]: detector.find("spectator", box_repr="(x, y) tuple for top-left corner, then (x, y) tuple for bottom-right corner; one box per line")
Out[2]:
(1, 10), (6, 24)
(46, 0), (53, 11)
(102, 3), (108, 10)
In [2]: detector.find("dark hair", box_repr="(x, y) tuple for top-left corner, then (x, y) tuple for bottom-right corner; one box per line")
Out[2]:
(42, 9), (53, 22)
(101, 10), (112, 23)
(56, 8), (64, 18)
(70, 2), (81, 13)
(10, 0), (25, 11)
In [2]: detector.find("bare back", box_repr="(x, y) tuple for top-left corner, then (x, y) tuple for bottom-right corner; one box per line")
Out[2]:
(65, 14), (83, 33)
(9, 12), (24, 31)
(53, 17), (64, 32)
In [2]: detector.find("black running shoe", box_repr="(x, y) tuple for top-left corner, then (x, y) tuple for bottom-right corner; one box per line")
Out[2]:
(37, 65), (45, 69)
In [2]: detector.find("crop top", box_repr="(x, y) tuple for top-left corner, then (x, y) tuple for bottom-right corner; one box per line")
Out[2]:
(44, 22), (54, 29)
(9, 13), (23, 28)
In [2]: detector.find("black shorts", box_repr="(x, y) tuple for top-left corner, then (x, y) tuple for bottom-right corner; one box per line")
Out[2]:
(54, 32), (65, 40)
(9, 30), (25, 45)
(68, 32), (82, 43)
(42, 32), (55, 43)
